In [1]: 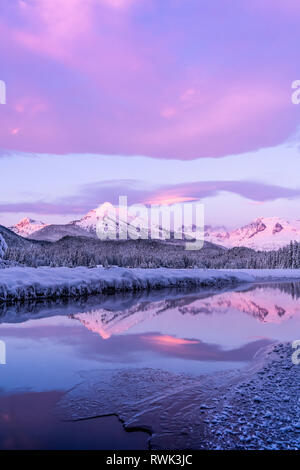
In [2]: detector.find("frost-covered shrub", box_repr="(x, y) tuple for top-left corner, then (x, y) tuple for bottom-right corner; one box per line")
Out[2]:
(0, 234), (7, 260)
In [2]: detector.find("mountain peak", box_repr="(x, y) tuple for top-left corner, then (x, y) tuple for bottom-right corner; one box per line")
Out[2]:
(71, 203), (150, 236)
(10, 218), (47, 237)
(18, 217), (41, 225)
(7, 210), (300, 250)
(206, 216), (300, 251)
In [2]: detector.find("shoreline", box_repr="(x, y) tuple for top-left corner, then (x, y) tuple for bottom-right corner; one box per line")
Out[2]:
(1, 266), (300, 303)
(58, 342), (300, 450)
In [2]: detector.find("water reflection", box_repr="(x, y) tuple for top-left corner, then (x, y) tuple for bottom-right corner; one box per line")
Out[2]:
(1, 282), (299, 450)
(69, 282), (300, 340)
(178, 283), (300, 323)
(0, 282), (300, 391)
(2, 282), (300, 332)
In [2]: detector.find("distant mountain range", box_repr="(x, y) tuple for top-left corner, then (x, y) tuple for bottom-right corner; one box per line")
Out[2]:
(8, 208), (300, 251)
(9, 205), (179, 243)
(204, 217), (300, 251)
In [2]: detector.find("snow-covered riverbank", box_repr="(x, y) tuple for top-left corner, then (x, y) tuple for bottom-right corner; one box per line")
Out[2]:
(58, 342), (300, 450)
(1, 266), (300, 302)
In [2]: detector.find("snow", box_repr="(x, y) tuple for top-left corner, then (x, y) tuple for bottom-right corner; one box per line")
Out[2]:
(57, 342), (300, 450)
(0, 234), (7, 268)
(0, 234), (7, 260)
(206, 217), (300, 251)
(9, 217), (47, 237)
(9, 210), (300, 250)
(72, 203), (169, 240)
(1, 266), (300, 302)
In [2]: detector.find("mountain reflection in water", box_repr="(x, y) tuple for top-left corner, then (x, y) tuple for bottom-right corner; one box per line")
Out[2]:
(0, 282), (300, 391)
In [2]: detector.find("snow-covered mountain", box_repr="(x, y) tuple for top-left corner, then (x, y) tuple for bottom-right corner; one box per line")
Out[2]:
(71, 203), (148, 238)
(205, 217), (300, 251)
(11, 203), (170, 242)
(10, 218), (47, 237)
(71, 207), (109, 234)
(8, 212), (300, 251)
(28, 224), (97, 242)
(70, 202), (172, 240)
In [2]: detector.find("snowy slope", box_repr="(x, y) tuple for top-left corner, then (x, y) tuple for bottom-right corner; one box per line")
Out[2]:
(0, 234), (7, 261)
(10, 218), (47, 237)
(0, 266), (251, 301)
(9, 211), (300, 250)
(71, 204), (148, 238)
(205, 217), (300, 251)
(71, 203), (171, 240)
(28, 224), (97, 242)
(71, 206), (110, 233)
(1, 266), (300, 302)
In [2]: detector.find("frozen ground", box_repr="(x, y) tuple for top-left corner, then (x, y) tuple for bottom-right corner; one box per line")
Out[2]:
(2, 266), (300, 302)
(58, 342), (300, 450)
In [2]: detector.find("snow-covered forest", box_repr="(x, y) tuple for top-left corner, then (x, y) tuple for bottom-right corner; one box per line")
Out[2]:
(3, 231), (300, 270)
(0, 234), (7, 266)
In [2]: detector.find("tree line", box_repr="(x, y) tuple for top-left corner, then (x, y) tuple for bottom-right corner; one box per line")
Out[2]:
(3, 236), (300, 269)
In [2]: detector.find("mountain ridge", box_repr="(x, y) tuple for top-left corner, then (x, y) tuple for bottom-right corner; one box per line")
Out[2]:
(205, 216), (300, 251)
(8, 211), (300, 251)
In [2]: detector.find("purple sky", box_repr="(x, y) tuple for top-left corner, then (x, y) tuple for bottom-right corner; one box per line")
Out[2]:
(0, 0), (300, 227)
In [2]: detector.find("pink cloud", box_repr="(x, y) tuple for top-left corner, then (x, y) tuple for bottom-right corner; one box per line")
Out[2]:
(100, 0), (137, 9)
(160, 107), (177, 119)
(10, 0), (93, 62)
(14, 96), (48, 115)
(1, 179), (299, 217)
(143, 335), (199, 346)
(247, 0), (300, 15)
(180, 88), (196, 102)
(0, 0), (299, 159)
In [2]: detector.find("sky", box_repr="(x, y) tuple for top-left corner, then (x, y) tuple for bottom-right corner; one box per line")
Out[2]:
(0, 0), (300, 228)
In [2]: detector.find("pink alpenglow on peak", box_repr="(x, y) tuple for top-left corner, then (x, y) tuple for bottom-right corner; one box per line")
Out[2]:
(9, 218), (48, 238)
(205, 217), (300, 251)
(7, 210), (300, 251)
